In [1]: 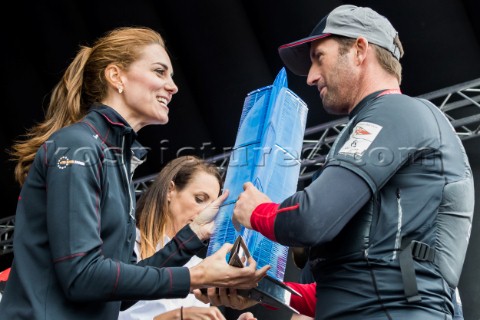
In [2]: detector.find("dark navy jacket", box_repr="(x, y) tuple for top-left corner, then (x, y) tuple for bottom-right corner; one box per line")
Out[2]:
(0, 105), (206, 320)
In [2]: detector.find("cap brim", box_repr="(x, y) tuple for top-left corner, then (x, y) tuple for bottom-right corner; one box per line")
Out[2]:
(278, 33), (331, 76)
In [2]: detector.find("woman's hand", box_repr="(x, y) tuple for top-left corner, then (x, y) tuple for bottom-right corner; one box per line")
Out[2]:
(237, 312), (257, 320)
(190, 190), (229, 241)
(153, 306), (226, 320)
(152, 305), (256, 320)
(189, 243), (270, 290)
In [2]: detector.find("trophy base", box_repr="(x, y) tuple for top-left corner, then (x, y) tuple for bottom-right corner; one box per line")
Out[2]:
(238, 274), (301, 314)
(229, 236), (301, 314)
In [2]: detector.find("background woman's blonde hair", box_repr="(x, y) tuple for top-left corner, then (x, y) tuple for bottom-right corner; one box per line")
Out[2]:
(10, 26), (165, 185)
(136, 156), (222, 260)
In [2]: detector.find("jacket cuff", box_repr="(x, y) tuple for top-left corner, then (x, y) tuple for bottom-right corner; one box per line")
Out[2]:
(176, 224), (208, 254)
(163, 267), (191, 298)
(250, 203), (280, 242)
(284, 282), (316, 317)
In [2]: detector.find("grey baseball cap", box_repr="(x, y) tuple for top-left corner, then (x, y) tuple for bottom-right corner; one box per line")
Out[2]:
(278, 4), (402, 76)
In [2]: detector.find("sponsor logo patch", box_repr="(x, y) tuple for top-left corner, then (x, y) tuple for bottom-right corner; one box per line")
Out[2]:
(57, 156), (86, 169)
(339, 122), (383, 157)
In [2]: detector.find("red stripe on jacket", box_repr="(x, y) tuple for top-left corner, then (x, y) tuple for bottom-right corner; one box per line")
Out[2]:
(250, 202), (300, 241)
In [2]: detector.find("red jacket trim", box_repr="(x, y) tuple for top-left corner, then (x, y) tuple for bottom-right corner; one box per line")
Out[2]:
(250, 203), (300, 241)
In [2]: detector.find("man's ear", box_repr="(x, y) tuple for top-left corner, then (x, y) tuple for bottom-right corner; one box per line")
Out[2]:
(354, 37), (369, 64)
(104, 64), (124, 93)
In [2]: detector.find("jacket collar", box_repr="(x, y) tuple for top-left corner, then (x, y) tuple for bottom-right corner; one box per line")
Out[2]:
(82, 104), (148, 159)
(349, 89), (402, 119)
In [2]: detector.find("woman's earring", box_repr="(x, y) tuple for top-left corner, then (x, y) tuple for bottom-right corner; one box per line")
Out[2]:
(118, 86), (123, 94)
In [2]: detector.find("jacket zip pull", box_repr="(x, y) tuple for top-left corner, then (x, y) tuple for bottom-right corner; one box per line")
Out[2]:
(393, 188), (403, 260)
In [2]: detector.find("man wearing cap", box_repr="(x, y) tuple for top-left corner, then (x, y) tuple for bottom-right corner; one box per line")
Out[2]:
(232, 4), (474, 320)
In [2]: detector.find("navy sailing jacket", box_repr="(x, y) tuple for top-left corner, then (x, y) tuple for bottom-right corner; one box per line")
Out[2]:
(0, 105), (206, 319)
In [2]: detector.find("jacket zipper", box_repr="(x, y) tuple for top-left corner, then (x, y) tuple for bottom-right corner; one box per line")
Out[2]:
(121, 135), (135, 219)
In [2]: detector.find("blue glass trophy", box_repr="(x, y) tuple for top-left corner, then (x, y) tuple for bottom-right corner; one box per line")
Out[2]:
(207, 68), (308, 312)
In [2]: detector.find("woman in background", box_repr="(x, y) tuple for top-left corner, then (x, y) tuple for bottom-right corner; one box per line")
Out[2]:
(119, 155), (225, 319)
